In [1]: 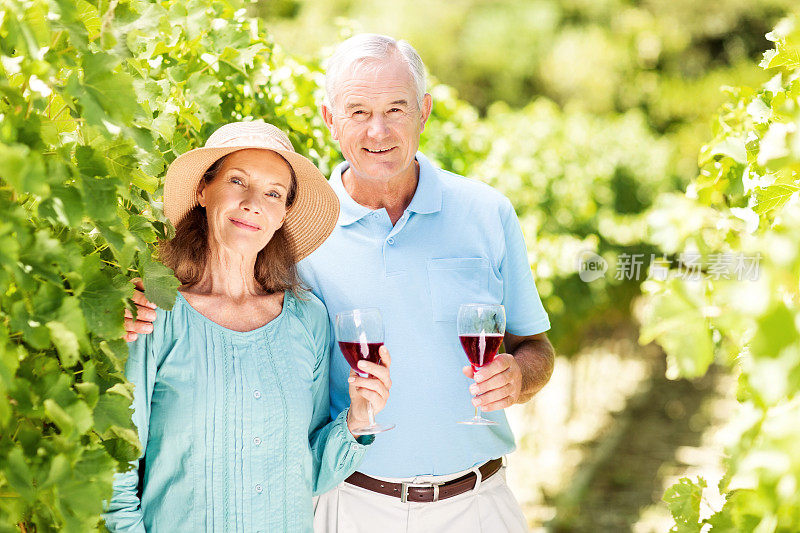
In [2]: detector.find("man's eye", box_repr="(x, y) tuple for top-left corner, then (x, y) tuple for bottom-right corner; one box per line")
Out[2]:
(353, 110), (365, 115)
(389, 108), (402, 113)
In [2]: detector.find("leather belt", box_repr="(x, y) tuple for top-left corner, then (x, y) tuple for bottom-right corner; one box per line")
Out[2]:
(344, 458), (503, 503)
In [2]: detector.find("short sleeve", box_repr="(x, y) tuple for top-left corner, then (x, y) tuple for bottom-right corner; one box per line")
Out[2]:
(499, 198), (551, 336)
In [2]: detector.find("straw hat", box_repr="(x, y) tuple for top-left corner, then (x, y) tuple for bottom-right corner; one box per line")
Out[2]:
(163, 121), (339, 262)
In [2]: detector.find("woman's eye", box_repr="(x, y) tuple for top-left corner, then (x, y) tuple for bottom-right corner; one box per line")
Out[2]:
(267, 191), (281, 199)
(230, 177), (244, 185)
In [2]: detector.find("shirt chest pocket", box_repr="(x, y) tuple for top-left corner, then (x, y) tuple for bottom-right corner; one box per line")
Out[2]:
(426, 257), (491, 323)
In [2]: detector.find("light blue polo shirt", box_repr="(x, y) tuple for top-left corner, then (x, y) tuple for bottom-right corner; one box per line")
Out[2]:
(297, 152), (550, 478)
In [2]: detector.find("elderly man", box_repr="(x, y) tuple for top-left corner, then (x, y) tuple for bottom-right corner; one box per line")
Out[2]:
(126, 34), (554, 532)
(306, 34), (554, 532)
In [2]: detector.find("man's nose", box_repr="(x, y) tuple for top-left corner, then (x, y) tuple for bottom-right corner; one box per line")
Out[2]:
(367, 114), (390, 138)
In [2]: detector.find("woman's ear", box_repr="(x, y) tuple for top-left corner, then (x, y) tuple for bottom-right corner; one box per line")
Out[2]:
(197, 181), (207, 208)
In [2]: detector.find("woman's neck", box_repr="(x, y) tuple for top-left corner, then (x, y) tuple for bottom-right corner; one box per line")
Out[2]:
(189, 244), (262, 300)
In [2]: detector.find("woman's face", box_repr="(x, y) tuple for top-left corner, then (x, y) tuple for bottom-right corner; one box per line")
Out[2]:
(197, 149), (293, 258)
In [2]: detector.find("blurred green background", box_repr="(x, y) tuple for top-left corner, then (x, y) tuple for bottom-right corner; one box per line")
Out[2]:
(257, 0), (791, 166)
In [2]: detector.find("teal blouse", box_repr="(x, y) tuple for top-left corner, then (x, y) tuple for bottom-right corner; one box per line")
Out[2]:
(104, 290), (371, 532)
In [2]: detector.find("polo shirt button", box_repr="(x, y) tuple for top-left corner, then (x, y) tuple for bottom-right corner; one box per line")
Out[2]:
(255, 484), (263, 493)
(387, 238), (395, 245)
(253, 390), (261, 399)
(253, 437), (262, 446)
(350, 443), (358, 451)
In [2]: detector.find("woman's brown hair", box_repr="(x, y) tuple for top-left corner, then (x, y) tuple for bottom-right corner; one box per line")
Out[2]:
(158, 152), (302, 294)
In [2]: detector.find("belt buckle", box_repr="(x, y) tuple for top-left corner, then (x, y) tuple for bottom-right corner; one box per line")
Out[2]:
(400, 481), (442, 503)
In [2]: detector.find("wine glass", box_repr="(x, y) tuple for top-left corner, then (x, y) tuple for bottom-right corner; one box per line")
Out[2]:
(335, 308), (395, 435)
(457, 303), (506, 425)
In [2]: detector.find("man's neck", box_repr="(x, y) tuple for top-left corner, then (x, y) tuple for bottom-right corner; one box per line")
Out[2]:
(342, 161), (419, 225)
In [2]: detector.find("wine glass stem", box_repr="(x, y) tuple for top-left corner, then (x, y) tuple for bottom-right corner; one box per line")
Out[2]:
(367, 402), (376, 427)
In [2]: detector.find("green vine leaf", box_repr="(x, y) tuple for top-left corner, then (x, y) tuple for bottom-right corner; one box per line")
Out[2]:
(141, 255), (180, 310)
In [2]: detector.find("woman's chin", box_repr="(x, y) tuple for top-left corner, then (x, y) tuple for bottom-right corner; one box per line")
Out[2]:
(216, 235), (271, 257)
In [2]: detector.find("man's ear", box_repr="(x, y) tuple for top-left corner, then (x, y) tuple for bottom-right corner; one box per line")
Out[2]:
(419, 93), (433, 133)
(321, 104), (338, 140)
(197, 181), (207, 207)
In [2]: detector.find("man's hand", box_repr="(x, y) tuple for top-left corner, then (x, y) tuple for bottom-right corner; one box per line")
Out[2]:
(347, 346), (392, 433)
(124, 278), (158, 342)
(462, 332), (555, 411)
(462, 353), (522, 412)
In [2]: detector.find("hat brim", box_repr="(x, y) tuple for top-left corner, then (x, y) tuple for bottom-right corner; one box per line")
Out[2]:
(164, 145), (339, 262)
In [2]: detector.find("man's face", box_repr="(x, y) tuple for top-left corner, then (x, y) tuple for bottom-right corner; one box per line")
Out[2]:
(323, 54), (432, 183)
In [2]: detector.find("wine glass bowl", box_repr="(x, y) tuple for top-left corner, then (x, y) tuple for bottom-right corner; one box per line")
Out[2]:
(335, 308), (395, 435)
(457, 303), (506, 425)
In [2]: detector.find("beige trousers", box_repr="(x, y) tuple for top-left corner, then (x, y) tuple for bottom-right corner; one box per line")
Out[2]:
(313, 463), (529, 533)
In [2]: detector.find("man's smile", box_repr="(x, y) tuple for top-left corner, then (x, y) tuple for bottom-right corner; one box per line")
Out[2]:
(363, 147), (396, 154)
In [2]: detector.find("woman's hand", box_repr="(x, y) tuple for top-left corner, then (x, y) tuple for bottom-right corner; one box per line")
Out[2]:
(346, 346), (392, 435)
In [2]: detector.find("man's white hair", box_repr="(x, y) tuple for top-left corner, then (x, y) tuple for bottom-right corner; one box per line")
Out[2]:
(324, 33), (427, 109)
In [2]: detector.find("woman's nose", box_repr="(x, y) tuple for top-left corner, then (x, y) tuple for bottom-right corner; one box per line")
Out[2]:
(240, 191), (261, 214)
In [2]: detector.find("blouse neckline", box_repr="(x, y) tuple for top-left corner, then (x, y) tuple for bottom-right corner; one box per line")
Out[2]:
(175, 290), (294, 337)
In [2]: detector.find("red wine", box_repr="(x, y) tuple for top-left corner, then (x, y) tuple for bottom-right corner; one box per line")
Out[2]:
(459, 334), (503, 370)
(338, 341), (383, 377)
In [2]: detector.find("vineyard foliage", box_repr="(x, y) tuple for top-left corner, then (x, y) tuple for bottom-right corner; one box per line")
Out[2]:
(0, 0), (334, 529)
(639, 12), (800, 531)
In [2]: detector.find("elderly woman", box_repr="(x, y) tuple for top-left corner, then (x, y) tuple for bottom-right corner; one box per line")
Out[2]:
(104, 122), (391, 532)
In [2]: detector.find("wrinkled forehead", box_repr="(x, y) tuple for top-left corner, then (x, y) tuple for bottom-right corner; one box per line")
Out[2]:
(338, 57), (417, 103)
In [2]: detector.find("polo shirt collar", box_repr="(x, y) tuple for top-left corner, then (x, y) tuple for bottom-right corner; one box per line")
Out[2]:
(329, 162), (372, 226)
(330, 152), (443, 227)
(407, 152), (443, 215)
